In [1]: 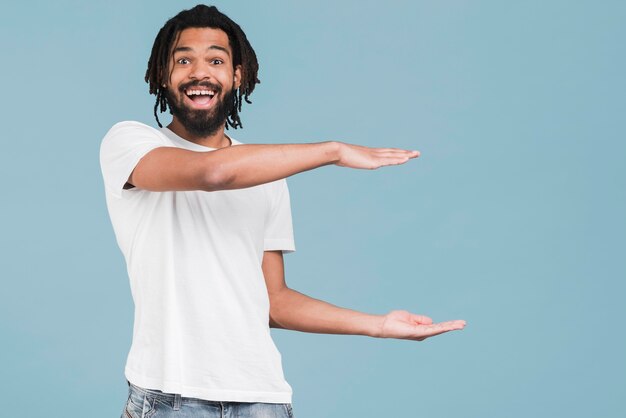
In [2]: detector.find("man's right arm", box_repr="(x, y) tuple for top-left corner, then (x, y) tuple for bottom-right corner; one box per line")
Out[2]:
(128, 141), (420, 192)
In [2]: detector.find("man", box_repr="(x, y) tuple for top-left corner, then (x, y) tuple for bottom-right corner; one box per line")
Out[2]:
(100, 5), (465, 418)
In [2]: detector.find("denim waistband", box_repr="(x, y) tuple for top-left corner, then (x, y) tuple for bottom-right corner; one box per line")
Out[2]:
(127, 381), (195, 406)
(130, 381), (191, 411)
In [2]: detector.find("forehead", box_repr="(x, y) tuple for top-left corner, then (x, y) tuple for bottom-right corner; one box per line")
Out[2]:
(172, 27), (232, 56)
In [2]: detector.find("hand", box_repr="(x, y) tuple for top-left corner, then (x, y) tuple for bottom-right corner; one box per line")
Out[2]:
(335, 142), (420, 170)
(378, 310), (466, 341)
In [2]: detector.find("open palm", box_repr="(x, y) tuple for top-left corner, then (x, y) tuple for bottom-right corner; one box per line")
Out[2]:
(379, 310), (466, 341)
(335, 143), (420, 170)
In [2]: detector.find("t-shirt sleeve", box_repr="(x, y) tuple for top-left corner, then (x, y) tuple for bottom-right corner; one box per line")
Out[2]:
(99, 121), (168, 199)
(264, 179), (296, 253)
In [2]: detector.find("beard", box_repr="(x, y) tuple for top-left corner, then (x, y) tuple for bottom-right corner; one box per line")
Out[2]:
(165, 81), (235, 137)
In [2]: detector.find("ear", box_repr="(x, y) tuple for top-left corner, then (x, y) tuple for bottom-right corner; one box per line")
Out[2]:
(157, 69), (168, 89)
(234, 65), (243, 89)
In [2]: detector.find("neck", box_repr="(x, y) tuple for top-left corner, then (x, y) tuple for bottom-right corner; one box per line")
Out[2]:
(167, 118), (232, 149)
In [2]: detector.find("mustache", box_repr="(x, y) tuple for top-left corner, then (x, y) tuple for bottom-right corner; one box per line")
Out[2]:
(178, 81), (222, 94)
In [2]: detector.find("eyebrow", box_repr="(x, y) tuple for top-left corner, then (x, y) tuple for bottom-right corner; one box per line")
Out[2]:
(173, 45), (231, 57)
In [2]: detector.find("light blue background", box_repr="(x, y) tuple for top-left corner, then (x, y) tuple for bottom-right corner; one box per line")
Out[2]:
(1, 1), (624, 417)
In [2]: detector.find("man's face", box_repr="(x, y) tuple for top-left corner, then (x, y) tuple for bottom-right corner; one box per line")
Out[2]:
(164, 27), (242, 137)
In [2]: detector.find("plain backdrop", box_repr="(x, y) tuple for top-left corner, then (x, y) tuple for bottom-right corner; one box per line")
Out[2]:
(1, 1), (624, 417)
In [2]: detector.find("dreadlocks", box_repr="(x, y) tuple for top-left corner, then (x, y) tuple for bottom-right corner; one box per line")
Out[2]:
(145, 5), (260, 129)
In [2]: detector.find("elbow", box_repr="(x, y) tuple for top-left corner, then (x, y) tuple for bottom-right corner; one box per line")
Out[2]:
(267, 288), (290, 328)
(269, 304), (282, 326)
(269, 315), (285, 329)
(201, 163), (235, 191)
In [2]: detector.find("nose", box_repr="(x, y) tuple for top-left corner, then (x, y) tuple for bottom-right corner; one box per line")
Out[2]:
(188, 61), (213, 81)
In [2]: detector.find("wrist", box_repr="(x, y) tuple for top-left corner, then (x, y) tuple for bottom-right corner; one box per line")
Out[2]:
(367, 314), (386, 338)
(324, 141), (342, 165)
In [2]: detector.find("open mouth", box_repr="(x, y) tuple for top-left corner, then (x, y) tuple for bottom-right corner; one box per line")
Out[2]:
(183, 88), (217, 107)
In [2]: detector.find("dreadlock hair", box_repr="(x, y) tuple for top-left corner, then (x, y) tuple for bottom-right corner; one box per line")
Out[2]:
(145, 4), (260, 129)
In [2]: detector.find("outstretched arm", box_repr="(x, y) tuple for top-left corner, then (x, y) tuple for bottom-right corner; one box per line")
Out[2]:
(262, 251), (465, 341)
(129, 141), (420, 192)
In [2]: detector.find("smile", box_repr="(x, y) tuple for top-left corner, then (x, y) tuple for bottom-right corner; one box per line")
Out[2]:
(183, 88), (217, 108)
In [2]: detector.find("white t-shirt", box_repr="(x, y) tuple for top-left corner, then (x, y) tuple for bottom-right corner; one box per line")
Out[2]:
(100, 121), (296, 403)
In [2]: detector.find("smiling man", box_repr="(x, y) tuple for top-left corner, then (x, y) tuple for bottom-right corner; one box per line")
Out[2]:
(162, 27), (238, 142)
(100, 5), (465, 418)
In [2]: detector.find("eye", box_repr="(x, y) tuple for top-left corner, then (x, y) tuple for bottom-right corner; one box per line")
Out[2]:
(211, 59), (224, 65)
(177, 58), (190, 65)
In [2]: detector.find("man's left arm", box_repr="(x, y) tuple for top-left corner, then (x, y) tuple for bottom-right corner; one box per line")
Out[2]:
(262, 251), (466, 341)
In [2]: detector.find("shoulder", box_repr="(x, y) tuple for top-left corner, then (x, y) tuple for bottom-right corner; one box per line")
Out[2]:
(101, 121), (169, 150)
(103, 120), (162, 139)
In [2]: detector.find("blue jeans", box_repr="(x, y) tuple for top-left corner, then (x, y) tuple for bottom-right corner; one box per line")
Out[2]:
(122, 381), (294, 418)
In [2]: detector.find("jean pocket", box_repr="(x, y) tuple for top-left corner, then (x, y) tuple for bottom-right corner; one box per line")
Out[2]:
(123, 394), (141, 418)
(123, 390), (154, 418)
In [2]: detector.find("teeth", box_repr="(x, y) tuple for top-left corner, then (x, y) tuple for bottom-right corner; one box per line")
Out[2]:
(185, 89), (215, 96)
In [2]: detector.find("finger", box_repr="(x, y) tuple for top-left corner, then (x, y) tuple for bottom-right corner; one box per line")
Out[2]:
(373, 147), (419, 153)
(376, 156), (412, 167)
(375, 154), (420, 163)
(370, 153), (422, 169)
(433, 320), (466, 330)
(412, 320), (466, 338)
(374, 149), (420, 158)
